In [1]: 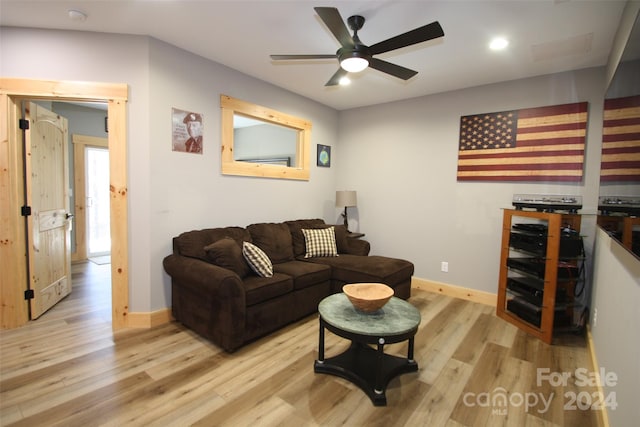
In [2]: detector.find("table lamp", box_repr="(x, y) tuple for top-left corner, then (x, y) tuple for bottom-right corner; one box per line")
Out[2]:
(336, 190), (357, 233)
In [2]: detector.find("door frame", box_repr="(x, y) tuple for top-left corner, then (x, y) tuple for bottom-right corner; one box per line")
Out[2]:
(0, 78), (129, 330)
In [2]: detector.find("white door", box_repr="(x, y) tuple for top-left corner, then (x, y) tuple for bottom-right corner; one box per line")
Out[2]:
(24, 102), (72, 319)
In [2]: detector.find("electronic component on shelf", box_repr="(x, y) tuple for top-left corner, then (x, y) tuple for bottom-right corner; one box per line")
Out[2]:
(507, 276), (569, 306)
(598, 196), (640, 216)
(507, 258), (580, 279)
(512, 194), (582, 213)
(506, 277), (544, 305)
(507, 297), (542, 327)
(512, 223), (547, 235)
(509, 226), (584, 258)
(509, 232), (546, 255)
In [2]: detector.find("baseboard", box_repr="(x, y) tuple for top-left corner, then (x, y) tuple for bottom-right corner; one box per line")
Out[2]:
(412, 277), (497, 306)
(586, 326), (610, 427)
(127, 308), (173, 328)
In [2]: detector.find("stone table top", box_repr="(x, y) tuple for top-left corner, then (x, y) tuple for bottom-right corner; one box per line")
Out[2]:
(318, 293), (421, 337)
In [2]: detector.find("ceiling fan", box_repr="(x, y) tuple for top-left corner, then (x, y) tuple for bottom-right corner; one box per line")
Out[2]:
(270, 7), (445, 86)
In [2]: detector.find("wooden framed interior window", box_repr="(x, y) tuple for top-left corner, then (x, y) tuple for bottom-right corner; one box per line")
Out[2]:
(220, 95), (311, 180)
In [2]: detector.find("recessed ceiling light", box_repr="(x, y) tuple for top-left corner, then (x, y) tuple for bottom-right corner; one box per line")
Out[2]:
(339, 77), (351, 86)
(489, 37), (509, 51)
(68, 9), (87, 22)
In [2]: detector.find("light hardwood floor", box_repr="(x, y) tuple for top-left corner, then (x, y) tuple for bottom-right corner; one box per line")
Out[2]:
(0, 261), (601, 426)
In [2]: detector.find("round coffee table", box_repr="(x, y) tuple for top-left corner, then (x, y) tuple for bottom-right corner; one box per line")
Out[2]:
(314, 292), (421, 406)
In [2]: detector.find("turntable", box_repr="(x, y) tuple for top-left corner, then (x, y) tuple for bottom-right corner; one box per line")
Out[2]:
(598, 196), (640, 216)
(512, 194), (582, 213)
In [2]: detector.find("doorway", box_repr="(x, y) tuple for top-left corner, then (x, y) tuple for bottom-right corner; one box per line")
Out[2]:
(0, 78), (129, 330)
(86, 146), (111, 262)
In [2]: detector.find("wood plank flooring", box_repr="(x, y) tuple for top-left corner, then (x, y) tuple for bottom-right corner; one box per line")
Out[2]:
(0, 261), (602, 426)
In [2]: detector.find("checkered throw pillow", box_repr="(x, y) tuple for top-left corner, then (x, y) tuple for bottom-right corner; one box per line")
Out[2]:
(242, 242), (273, 277)
(302, 227), (338, 258)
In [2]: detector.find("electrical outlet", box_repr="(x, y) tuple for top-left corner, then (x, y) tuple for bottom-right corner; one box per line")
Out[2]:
(592, 308), (598, 327)
(441, 261), (449, 273)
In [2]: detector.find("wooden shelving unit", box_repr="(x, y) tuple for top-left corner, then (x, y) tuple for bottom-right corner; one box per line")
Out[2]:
(496, 209), (583, 344)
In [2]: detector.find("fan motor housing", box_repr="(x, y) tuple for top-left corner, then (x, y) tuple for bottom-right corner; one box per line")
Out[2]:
(338, 48), (371, 63)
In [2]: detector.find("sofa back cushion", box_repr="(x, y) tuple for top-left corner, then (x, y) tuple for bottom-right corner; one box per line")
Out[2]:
(247, 222), (295, 264)
(285, 219), (326, 257)
(173, 226), (251, 262)
(204, 237), (251, 278)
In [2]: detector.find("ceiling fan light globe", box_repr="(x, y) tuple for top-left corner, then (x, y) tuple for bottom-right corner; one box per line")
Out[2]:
(340, 57), (369, 73)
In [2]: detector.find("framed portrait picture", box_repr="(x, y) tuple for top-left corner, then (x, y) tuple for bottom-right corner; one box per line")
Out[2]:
(317, 144), (331, 167)
(172, 108), (203, 154)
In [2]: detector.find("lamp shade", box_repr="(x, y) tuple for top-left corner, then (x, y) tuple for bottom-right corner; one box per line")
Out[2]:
(336, 190), (357, 207)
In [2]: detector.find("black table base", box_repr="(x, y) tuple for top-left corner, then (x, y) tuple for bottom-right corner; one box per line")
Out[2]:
(315, 320), (419, 406)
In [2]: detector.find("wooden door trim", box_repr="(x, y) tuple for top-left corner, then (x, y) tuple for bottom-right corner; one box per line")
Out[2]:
(0, 78), (129, 330)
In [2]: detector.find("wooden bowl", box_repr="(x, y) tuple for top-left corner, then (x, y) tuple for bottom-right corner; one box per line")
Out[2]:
(343, 283), (394, 313)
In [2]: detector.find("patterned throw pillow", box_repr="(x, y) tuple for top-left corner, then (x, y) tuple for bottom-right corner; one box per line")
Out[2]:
(302, 227), (338, 258)
(242, 241), (273, 277)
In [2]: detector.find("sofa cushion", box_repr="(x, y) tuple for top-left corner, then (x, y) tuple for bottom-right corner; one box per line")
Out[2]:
(204, 238), (250, 278)
(332, 225), (350, 253)
(242, 242), (273, 277)
(302, 227), (338, 258)
(243, 274), (293, 306)
(274, 260), (331, 290)
(286, 219), (350, 257)
(307, 254), (414, 286)
(174, 226), (251, 262)
(247, 222), (295, 263)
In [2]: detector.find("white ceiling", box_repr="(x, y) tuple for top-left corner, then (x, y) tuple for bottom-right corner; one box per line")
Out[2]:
(0, 0), (629, 110)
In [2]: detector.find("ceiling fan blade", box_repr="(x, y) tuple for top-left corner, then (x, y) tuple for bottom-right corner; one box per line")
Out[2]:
(369, 21), (444, 55)
(314, 7), (355, 48)
(271, 54), (337, 60)
(325, 68), (348, 86)
(368, 58), (418, 80)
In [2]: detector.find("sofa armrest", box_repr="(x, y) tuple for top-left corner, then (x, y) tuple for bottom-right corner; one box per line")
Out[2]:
(163, 254), (246, 351)
(343, 238), (370, 256)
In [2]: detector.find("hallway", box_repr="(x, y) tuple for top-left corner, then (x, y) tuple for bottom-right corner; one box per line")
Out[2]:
(38, 260), (111, 325)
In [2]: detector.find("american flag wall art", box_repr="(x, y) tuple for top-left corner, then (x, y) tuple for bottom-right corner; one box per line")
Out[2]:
(601, 95), (640, 183)
(457, 102), (588, 182)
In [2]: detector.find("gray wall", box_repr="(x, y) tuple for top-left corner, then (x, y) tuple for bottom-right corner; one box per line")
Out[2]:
(337, 68), (604, 293)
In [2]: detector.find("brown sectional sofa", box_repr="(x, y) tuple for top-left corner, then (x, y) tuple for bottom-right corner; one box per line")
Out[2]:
(163, 218), (414, 352)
